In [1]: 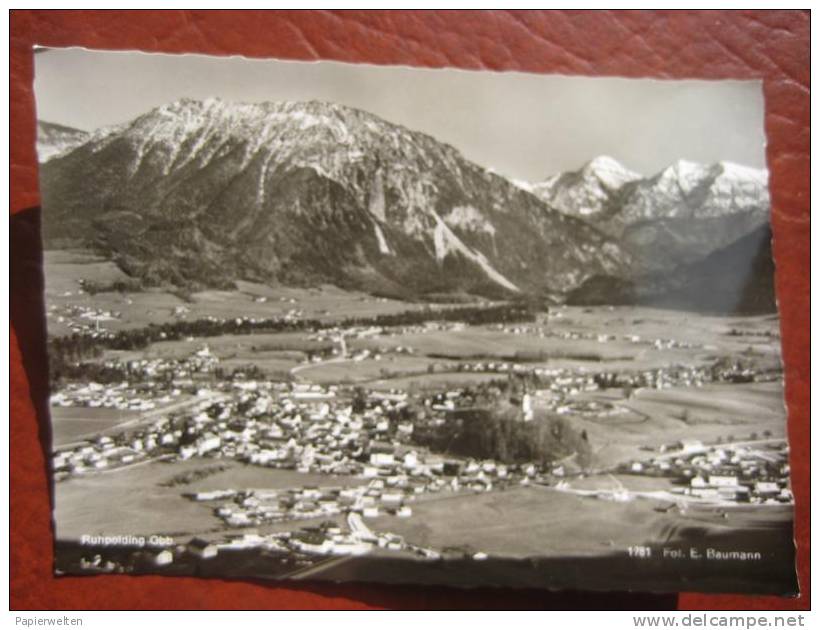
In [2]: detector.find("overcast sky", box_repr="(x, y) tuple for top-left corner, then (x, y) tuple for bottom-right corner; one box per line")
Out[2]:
(34, 47), (766, 182)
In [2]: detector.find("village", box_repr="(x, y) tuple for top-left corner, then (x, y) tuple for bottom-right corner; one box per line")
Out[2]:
(51, 326), (787, 490)
(45, 297), (793, 580)
(51, 330), (792, 571)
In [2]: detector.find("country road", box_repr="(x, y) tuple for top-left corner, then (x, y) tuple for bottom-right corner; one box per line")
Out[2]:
(284, 554), (356, 580)
(289, 334), (351, 383)
(289, 357), (356, 382)
(347, 511), (375, 539)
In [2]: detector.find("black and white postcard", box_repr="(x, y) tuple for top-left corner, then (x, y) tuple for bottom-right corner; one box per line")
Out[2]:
(35, 48), (796, 594)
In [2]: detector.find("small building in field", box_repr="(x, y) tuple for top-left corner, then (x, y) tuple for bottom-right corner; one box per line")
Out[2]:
(153, 549), (174, 566)
(187, 538), (218, 559)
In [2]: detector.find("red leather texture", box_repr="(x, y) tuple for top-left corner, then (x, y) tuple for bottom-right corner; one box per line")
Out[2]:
(10, 10), (810, 610)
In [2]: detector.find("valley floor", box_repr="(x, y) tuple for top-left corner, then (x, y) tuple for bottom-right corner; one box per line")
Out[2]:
(44, 249), (794, 593)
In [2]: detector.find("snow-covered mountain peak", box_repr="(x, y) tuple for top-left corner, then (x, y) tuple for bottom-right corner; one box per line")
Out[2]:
(522, 156), (642, 218)
(580, 156), (641, 189)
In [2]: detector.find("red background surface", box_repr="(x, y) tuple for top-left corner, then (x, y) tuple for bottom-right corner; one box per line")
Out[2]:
(9, 10), (810, 610)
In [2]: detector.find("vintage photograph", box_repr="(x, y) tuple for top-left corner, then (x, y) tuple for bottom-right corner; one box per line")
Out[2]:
(35, 48), (796, 594)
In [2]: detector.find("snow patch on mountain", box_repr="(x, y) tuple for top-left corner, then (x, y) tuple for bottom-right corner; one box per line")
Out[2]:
(470, 250), (520, 293)
(257, 150), (278, 204)
(511, 179), (533, 193)
(369, 172), (387, 222)
(432, 213), (518, 292)
(656, 159), (712, 196)
(444, 205), (496, 236)
(374, 223), (393, 255)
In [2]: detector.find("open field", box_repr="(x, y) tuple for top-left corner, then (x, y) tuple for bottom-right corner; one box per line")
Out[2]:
(553, 307), (782, 356)
(351, 327), (640, 362)
(371, 485), (711, 557)
(347, 306), (782, 374)
(562, 473), (680, 493)
(626, 381), (786, 431)
(310, 498), (796, 594)
(565, 381), (787, 468)
(54, 458), (366, 540)
(367, 484), (792, 559)
(50, 406), (141, 447)
(293, 355), (438, 384)
(365, 371), (507, 391)
(103, 331), (328, 362)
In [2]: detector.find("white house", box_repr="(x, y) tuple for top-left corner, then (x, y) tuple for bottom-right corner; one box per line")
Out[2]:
(187, 538), (218, 559)
(153, 549), (174, 566)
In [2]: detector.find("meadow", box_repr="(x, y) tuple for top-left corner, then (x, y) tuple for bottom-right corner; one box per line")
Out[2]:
(368, 485), (701, 557)
(367, 482), (793, 560)
(51, 406), (141, 447)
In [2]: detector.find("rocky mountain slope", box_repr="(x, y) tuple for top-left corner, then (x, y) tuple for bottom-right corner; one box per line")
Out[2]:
(37, 121), (89, 162)
(566, 223), (776, 314)
(39, 98), (631, 298)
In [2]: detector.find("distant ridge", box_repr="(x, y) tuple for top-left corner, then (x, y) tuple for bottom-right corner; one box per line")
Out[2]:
(37, 121), (89, 162)
(566, 224), (776, 315)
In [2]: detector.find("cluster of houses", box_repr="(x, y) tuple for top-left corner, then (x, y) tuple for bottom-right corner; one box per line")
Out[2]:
(47, 302), (121, 337)
(50, 345), (223, 413)
(127, 345), (220, 379)
(622, 439), (792, 505)
(49, 377), (416, 480)
(494, 322), (702, 351)
(189, 481), (417, 528)
(53, 436), (149, 478)
(190, 443), (542, 534)
(51, 381), (166, 412)
(430, 360), (761, 412)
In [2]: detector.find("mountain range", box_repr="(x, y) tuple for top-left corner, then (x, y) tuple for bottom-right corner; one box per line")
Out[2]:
(37, 98), (774, 311)
(520, 155), (770, 273)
